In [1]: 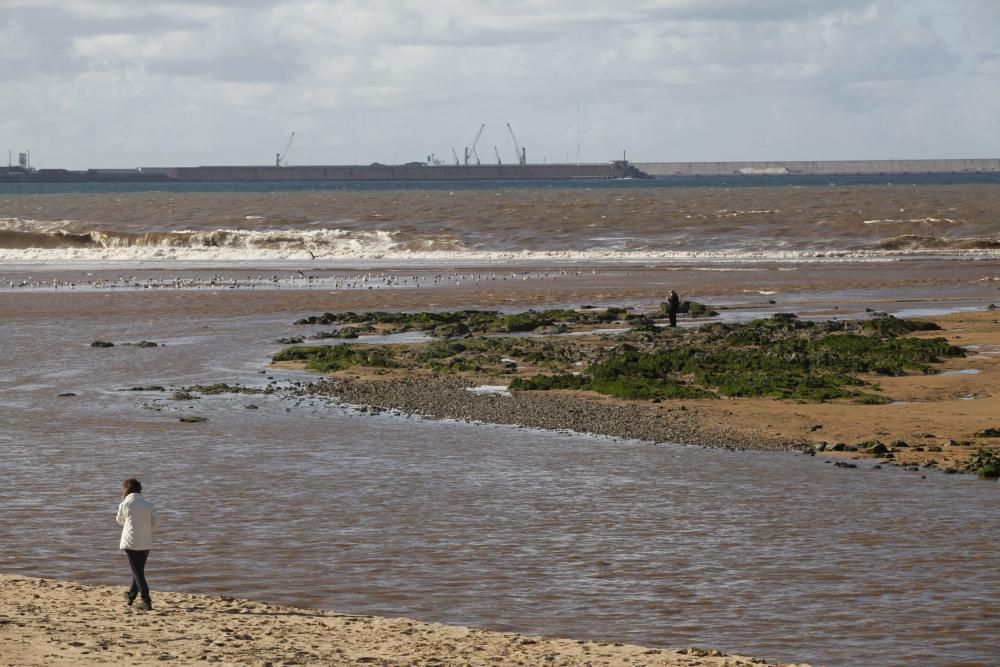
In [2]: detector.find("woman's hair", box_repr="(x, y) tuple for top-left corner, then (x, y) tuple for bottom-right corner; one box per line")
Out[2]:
(122, 478), (142, 496)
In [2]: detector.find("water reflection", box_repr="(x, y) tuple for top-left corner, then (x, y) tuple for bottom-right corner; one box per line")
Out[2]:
(1, 308), (998, 667)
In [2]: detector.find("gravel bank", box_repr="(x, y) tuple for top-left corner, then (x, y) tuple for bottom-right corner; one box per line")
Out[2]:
(306, 376), (806, 452)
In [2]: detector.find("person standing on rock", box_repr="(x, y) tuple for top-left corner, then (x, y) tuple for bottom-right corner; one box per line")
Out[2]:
(667, 289), (681, 327)
(117, 478), (157, 611)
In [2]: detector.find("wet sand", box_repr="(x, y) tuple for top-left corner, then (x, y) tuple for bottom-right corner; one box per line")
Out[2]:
(1, 259), (998, 327)
(0, 575), (806, 667)
(662, 310), (1000, 471)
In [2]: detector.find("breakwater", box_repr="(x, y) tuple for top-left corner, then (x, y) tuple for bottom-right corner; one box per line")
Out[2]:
(6, 157), (999, 183)
(636, 158), (1000, 176)
(0, 162), (638, 183)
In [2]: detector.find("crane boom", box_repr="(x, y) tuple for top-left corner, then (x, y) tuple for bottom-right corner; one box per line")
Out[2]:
(467, 123), (485, 165)
(494, 146), (502, 165)
(276, 131), (296, 167)
(451, 147), (460, 165)
(506, 123), (525, 165)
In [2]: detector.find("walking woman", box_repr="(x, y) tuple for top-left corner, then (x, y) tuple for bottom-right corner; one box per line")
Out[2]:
(117, 478), (158, 610)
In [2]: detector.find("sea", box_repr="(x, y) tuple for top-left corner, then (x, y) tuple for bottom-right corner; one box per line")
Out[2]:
(2, 175), (999, 667)
(2, 174), (999, 266)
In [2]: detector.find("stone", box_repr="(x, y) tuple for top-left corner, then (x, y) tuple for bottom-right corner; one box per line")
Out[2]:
(867, 442), (890, 455)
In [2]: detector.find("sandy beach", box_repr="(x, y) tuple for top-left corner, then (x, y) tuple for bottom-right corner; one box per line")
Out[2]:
(0, 575), (806, 667)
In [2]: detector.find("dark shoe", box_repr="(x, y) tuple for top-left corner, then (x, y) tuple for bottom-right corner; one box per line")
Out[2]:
(123, 591), (135, 606)
(136, 599), (153, 611)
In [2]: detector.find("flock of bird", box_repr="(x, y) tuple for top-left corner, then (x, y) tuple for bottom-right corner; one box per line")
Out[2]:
(2, 269), (598, 292)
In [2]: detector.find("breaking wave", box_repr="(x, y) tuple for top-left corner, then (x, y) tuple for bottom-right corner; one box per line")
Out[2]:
(0, 218), (997, 264)
(876, 235), (1000, 251)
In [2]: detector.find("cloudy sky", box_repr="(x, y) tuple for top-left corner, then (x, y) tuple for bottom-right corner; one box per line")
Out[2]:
(1, 0), (997, 168)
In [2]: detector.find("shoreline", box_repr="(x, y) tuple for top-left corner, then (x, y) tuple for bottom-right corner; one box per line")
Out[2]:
(290, 310), (1000, 477)
(0, 575), (807, 666)
(304, 375), (803, 454)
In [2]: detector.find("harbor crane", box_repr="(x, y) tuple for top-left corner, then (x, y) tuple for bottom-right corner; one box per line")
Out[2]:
(275, 131), (295, 167)
(494, 146), (502, 165)
(507, 123), (526, 165)
(450, 147), (460, 165)
(464, 123), (485, 165)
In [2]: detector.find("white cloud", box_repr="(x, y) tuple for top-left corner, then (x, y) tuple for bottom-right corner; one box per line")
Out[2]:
(0, 0), (996, 167)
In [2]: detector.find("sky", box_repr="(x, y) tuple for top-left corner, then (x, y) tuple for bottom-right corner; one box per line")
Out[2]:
(1, 0), (998, 168)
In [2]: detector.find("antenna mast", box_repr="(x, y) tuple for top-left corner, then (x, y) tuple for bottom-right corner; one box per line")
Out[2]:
(576, 100), (581, 165)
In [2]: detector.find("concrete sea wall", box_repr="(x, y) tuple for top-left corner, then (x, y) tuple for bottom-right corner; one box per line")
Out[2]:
(635, 159), (1000, 176)
(156, 163), (626, 181)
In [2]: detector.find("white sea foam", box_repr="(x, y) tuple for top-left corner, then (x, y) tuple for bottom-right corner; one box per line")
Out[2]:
(2, 245), (997, 266)
(1, 225), (998, 265)
(862, 217), (959, 225)
(0, 217), (82, 232)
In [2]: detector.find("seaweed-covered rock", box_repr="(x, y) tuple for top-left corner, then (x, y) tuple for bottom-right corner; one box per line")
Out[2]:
(91, 340), (114, 348)
(432, 322), (471, 338)
(968, 449), (1000, 479)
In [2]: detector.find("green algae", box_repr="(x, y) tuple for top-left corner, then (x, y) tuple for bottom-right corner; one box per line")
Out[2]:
(275, 311), (964, 405)
(504, 315), (961, 403)
(272, 345), (400, 372)
(293, 307), (637, 336)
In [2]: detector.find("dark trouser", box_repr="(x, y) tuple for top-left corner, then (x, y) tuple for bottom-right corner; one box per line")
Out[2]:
(668, 310), (677, 327)
(125, 549), (151, 603)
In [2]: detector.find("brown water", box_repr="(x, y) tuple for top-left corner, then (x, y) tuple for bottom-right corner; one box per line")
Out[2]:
(1, 181), (998, 262)
(2, 284), (999, 667)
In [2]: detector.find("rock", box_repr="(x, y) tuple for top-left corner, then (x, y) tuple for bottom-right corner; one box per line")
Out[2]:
(974, 428), (1000, 438)
(179, 416), (209, 423)
(135, 341), (158, 348)
(834, 462), (858, 469)
(245, 404), (259, 410)
(57, 392), (77, 397)
(867, 442), (890, 455)
(90, 340), (114, 348)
